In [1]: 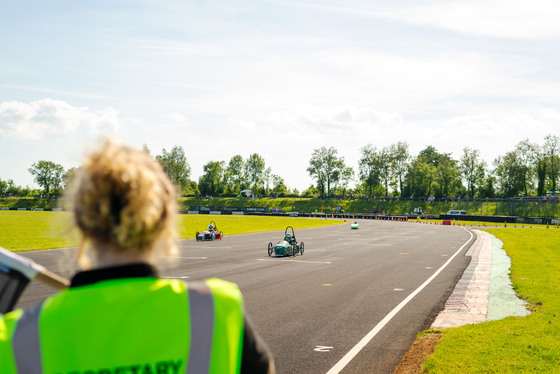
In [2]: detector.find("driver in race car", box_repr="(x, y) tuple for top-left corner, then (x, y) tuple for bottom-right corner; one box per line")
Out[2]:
(284, 233), (294, 244)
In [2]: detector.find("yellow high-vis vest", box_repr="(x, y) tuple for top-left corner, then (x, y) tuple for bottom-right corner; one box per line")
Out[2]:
(0, 277), (244, 374)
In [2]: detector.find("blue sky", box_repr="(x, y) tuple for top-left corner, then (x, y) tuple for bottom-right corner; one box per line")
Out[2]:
(2, 0), (560, 191)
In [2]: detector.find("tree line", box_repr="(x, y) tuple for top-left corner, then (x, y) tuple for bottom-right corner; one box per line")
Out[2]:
(1, 134), (559, 199)
(353, 134), (560, 199)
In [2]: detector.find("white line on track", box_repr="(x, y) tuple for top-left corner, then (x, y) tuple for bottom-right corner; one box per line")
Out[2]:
(157, 256), (209, 260)
(178, 246), (232, 249)
(257, 259), (332, 264)
(160, 276), (190, 279)
(326, 228), (474, 374)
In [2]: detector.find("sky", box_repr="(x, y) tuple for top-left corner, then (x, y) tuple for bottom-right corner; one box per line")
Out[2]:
(1, 0), (560, 192)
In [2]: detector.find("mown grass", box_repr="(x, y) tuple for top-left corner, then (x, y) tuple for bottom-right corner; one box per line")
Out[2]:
(415, 218), (558, 229)
(176, 214), (342, 239)
(0, 211), (343, 252)
(0, 211), (79, 251)
(0, 197), (59, 209)
(423, 229), (560, 373)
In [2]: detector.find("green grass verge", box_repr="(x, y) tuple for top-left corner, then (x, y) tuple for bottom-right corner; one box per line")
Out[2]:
(179, 197), (560, 217)
(177, 214), (343, 239)
(0, 211), (343, 252)
(423, 229), (560, 373)
(0, 197), (59, 209)
(0, 211), (78, 251)
(415, 218), (558, 229)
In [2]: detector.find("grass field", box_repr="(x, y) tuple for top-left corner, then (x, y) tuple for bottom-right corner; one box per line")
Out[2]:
(423, 229), (560, 373)
(0, 211), (344, 251)
(0, 211), (79, 251)
(416, 218), (560, 229)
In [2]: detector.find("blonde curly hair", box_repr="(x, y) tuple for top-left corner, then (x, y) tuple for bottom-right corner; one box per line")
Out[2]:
(69, 138), (177, 266)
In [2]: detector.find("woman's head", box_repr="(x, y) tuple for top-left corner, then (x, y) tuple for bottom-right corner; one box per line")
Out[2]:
(69, 138), (177, 266)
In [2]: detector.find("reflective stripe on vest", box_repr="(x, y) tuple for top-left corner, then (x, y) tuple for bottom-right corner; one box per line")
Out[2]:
(186, 281), (214, 374)
(9, 279), (242, 374)
(12, 303), (43, 374)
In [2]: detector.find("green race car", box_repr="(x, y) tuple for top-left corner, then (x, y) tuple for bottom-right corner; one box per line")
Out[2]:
(350, 221), (359, 229)
(267, 226), (304, 257)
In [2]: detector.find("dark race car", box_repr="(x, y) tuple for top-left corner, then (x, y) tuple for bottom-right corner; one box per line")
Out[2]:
(196, 221), (223, 241)
(267, 226), (304, 257)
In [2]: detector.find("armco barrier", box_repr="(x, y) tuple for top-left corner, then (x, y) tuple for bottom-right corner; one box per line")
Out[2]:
(439, 214), (517, 223)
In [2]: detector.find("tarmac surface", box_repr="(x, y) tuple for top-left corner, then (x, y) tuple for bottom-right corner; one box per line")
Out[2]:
(431, 229), (530, 329)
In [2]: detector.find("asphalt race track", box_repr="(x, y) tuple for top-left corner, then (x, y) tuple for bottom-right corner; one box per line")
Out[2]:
(15, 219), (475, 374)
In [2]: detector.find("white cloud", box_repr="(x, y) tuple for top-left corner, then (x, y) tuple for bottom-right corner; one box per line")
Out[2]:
(377, 0), (560, 39)
(0, 99), (124, 140)
(285, 0), (560, 39)
(417, 110), (560, 165)
(177, 48), (505, 121)
(264, 105), (403, 141)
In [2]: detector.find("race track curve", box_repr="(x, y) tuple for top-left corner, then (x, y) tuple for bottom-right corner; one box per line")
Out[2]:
(15, 218), (475, 374)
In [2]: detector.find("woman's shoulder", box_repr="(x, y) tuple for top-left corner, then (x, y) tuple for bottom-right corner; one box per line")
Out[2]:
(188, 278), (243, 302)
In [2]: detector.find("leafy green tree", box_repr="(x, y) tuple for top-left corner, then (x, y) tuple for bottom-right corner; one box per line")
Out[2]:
(244, 153), (266, 193)
(28, 161), (65, 194)
(434, 154), (458, 198)
(307, 147), (348, 196)
(198, 161), (225, 196)
(493, 152), (524, 197)
(142, 144), (151, 156)
(378, 146), (393, 197)
(6, 180), (21, 196)
(270, 174), (287, 195)
(224, 155), (245, 194)
(543, 134), (560, 191)
(537, 157), (547, 196)
(185, 180), (200, 197)
(479, 174), (497, 198)
(0, 179), (7, 195)
(62, 167), (80, 189)
(418, 145), (440, 167)
(337, 165), (355, 196)
(389, 141), (410, 196)
(301, 185), (319, 198)
(155, 146), (191, 195)
(358, 144), (382, 198)
(514, 139), (537, 196)
(405, 145), (453, 199)
(262, 167), (272, 194)
(459, 147), (485, 199)
(405, 157), (436, 198)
